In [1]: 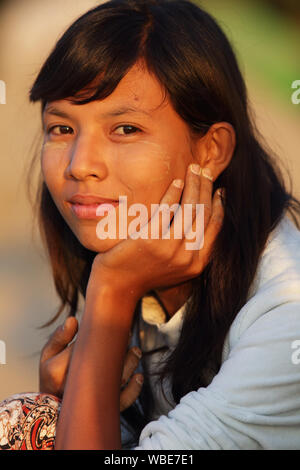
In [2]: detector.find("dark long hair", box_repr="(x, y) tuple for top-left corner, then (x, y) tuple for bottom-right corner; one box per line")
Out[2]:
(29, 0), (300, 446)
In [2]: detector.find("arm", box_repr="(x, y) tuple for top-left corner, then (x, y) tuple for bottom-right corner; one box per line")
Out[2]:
(39, 315), (143, 411)
(54, 283), (139, 450)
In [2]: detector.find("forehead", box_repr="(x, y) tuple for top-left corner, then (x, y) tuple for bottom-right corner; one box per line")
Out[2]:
(115, 63), (165, 99)
(44, 63), (169, 118)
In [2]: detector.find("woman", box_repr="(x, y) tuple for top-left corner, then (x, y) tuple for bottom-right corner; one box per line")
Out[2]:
(2, 0), (300, 450)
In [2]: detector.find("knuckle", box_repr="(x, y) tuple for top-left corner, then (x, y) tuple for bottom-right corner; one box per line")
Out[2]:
(121, 377), (127, 388)
(130, 347), (142, 360)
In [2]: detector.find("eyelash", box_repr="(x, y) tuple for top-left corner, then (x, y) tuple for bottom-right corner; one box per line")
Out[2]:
(46, 124), (141, 136)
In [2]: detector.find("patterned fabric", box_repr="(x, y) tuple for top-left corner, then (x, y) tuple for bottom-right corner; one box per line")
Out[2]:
(0, 393), (61, 450)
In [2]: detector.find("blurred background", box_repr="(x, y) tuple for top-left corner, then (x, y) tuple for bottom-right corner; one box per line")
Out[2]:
(0, 0), (299, 401)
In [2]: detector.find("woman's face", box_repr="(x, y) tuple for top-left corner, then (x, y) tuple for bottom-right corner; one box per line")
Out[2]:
(41, 63), (198, 252)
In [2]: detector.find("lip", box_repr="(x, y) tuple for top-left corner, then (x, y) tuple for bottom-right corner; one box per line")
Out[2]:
(67, 194), (120, 219)
(68, 194), (119, 205)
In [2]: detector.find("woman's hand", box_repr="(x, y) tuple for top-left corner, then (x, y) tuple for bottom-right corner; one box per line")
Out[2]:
(89, 164), (224, 302)
(120, 347), (143, 412)
(39, 317), (78, 398)
(40, 317), (143, 410)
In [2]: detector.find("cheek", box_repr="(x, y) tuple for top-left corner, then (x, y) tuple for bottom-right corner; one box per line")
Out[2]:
(114, 141), (189, 205)
(41, 143), (69, 192)
(113, 141), (176, 196)
(40, 146), (72, 227)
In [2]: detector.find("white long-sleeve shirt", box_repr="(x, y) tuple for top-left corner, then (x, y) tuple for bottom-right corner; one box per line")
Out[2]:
(131, 214), (300, 450)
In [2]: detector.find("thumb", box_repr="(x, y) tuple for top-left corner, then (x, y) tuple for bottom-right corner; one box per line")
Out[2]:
(40, 316), (78, 363)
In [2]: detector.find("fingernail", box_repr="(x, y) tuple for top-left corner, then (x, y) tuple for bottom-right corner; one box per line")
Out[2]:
(189, 163), (201, 175)
(172, 179), (184, 188)
(132, 347), (142, 359)
(135, 375), (144, 386)
(217, 188), (225, 199)
(202, 168), (213, 181)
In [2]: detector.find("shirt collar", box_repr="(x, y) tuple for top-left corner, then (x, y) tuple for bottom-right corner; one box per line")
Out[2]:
(141, 295), (191, 348)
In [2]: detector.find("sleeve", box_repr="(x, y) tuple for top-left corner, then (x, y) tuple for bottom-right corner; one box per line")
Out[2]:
(134, 301), (300, 450)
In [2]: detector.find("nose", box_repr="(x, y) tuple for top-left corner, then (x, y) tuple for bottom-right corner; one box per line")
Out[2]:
(65, 133), (108, 181)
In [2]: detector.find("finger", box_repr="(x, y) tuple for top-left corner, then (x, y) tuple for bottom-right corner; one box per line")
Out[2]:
(197, 188), (224, 264)
(198, 167), (215, 230)
(180, 163), (201, 217)
(121, 347), (142, 386)
(143, 178), (184, 242)
(53, 340), (75, 366)
(40, 316), (78, 364)
(182, 166), (216, 247)
(168, 163), (201, 241)
(54, 342), (76, 392)
(39, 342), (75, 396)
(120, 374), (144, 412)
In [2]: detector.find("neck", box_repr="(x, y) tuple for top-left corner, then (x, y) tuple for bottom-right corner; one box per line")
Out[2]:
(154, 281), (193, 318)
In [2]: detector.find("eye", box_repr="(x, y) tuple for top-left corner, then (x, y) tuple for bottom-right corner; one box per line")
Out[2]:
(114, 125), (141, 136)
(47, 125), (74, 136)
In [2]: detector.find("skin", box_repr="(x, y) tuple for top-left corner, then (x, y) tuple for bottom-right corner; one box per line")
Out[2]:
(42, 63), (189, 255)
(53, 169), (227, 449)
(39, 316), (144, 412)
(40, 61), (236, 448)
(42, 60), (235, 316)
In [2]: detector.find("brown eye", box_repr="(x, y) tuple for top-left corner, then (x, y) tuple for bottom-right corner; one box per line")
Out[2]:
(48, 125), (73, 135)
(114, 125), (140, 135)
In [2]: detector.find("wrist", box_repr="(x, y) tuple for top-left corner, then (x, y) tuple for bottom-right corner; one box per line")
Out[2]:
(84, 278), (140, 329)
(87, 260), (144, 306)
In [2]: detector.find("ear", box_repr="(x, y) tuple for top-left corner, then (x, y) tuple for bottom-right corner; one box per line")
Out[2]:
(193, 122), (236, 181)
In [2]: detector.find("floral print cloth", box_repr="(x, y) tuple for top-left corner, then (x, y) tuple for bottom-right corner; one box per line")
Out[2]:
(0, 393), (61, 450)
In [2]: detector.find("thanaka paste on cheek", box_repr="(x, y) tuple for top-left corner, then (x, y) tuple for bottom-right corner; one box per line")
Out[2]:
(41, 141), (72, 187)
(42, 141), (70, 150)
(111, 141), (173, 187)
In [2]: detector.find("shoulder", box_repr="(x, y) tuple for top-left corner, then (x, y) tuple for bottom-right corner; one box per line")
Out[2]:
(223, 215), (300, 360)
(135, 216), (300, 450)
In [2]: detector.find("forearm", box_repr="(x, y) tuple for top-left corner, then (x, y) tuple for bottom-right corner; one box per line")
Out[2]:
(54, 284), (138, 450)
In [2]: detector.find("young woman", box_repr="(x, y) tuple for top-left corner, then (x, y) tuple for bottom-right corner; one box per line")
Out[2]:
(1, 0), (300, 450)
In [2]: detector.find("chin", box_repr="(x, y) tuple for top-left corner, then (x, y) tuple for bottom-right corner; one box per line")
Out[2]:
(75, 231), (122, 253)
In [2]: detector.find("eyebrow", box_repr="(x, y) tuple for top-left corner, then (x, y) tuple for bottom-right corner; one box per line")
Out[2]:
(43, 105), (152, 119)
